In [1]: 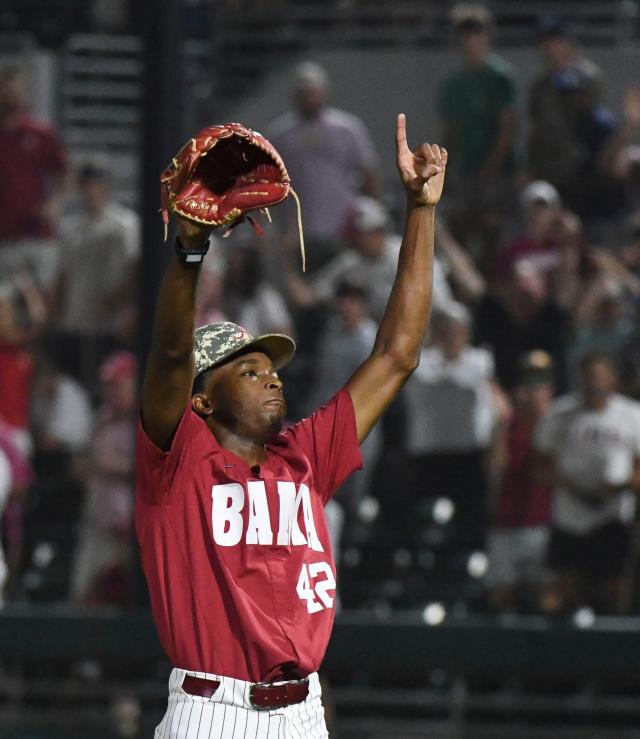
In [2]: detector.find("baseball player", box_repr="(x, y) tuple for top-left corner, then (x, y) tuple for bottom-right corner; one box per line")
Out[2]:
(136, 114), (447, 738)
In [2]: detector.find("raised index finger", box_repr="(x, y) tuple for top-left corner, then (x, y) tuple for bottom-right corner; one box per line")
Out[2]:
(396, 113), (408, 155)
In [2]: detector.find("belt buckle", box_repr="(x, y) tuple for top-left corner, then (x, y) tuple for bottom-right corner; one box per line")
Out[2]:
(249, 681), (281, 711)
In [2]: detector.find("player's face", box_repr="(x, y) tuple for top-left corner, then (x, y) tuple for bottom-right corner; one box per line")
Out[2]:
(207, 351), (287, 440)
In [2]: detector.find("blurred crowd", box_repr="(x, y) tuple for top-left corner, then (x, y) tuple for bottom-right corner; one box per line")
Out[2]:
(1, 3), (640, 619)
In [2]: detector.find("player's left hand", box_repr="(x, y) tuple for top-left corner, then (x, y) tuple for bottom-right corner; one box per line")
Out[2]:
(395, 113), (447, 207)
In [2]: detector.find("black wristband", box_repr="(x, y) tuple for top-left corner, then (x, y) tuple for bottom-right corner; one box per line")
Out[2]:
(174, 236), (211, 264)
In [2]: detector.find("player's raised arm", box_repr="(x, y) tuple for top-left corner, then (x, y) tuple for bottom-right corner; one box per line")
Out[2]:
(141, 218), (211, 451)
(346, 114), (447, 442)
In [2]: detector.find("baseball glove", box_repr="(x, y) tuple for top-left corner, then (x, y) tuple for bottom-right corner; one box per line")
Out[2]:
(161, 122), (305, 267)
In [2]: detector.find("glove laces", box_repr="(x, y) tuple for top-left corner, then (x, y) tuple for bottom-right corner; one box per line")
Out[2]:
(290, 187), (306, 273)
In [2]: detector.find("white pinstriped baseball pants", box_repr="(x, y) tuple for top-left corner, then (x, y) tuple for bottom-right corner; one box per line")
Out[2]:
(154, 669), (329, 739)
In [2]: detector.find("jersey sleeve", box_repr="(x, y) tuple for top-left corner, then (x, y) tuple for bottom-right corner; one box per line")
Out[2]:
(284, 387), (363, 505)
(136, 405), (201, 504)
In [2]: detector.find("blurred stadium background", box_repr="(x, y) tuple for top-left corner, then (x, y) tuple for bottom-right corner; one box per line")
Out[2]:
(1, 1), (640, 737)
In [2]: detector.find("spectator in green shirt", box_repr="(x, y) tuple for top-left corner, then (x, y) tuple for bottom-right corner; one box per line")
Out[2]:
(437, 3), (519, 269)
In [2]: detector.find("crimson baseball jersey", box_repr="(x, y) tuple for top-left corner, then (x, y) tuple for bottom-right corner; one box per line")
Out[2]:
(135, 388), (362, 683)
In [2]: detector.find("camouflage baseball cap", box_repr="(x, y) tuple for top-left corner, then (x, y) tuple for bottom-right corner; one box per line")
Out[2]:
(193, 322), (296, 377)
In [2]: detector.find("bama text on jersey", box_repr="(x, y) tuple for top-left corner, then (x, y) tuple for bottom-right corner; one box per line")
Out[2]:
(212, 481), (324, 551)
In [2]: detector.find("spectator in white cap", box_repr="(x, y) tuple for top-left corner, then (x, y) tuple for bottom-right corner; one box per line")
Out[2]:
(286, 195), (483, 323)
(495, 179), (582, 308)
(521, 180), (561, 210)
(304, 196), (430, 321)
(268, 61), (381, 272)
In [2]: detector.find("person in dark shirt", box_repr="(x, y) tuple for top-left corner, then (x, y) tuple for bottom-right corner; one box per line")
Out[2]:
(527, 15), (603, 190)
(475, 262), (570, 392)
(553, 71), (640, 243)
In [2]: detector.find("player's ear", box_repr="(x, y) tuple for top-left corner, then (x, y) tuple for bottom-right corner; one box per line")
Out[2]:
(192, 393), (214, 418)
